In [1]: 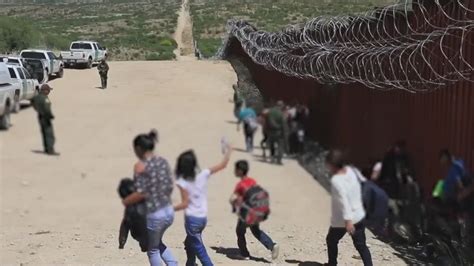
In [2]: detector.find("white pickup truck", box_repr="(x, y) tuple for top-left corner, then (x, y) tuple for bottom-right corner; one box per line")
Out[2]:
(60, 41), (108, 69)
(7, 64), (40, 112)
(0, 62), (20, 130)
(4, 56), (48, 84)
(20, 50), (64, 82)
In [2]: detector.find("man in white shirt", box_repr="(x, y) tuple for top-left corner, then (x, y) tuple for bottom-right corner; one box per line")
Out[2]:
(324, 150), (373, 266)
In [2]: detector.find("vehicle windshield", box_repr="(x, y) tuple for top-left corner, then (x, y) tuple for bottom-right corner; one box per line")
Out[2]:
(71, 43), (93, 49)
(7, 59), (20, 64)
(21, 52), (46, 59)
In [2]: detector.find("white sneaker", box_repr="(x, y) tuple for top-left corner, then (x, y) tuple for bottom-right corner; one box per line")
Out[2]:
(271, 244), (280, 260)
(234, 254), (250, 260)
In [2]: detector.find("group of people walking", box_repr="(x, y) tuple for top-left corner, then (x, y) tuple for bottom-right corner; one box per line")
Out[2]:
(233, 85), (309, 165)
(120, 128), (376, 266)
(31, 72), (472, 266)
(120, 129), (279, 266)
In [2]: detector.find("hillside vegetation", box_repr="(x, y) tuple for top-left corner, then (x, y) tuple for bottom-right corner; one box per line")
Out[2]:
(0, 0), (180, 60)
(191, 0), (398, 58)
(1, 0), (397, 60)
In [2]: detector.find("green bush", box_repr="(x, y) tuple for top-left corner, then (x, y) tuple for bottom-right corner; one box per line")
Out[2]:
(159, 38), (175, 47)
(0, 16), (77, 52)
(196, 38), (222, 58)
(145, 51), (175, 61)
(0, 16), (39, 53)
(42, 34), (72, 50)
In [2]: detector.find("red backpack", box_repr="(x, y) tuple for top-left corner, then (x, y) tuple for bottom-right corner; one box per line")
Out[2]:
(238, 185), (270, 225)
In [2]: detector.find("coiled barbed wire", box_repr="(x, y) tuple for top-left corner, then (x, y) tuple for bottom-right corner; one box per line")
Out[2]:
(218, 0), (474, 92)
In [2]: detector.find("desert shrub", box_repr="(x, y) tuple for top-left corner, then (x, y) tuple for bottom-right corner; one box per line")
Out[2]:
(159, 38), (175, 47)
(196, 38), (222, 58)
(145, 51), (175, 61)
(0, 16), (39, 52)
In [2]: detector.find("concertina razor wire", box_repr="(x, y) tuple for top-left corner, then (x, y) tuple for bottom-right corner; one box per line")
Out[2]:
(217, 0), (474, 93)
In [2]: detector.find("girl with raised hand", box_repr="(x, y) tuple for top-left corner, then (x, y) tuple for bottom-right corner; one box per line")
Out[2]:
(174, 144), (232, 266)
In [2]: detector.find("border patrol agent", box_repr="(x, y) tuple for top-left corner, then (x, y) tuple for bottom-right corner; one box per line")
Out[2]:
(32, 84), (58, 155)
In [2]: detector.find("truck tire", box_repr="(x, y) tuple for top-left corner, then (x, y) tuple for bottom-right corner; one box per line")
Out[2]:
(12, 92), (20, 113)
(43, 69), (49, 83)
(87, 57), (92, 69)
(0, 103), (11, 130)
(13, 100), (20, 113)
(57, 66), (64, 78)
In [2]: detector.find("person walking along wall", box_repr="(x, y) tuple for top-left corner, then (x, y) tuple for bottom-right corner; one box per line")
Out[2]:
(232, 84), (244, 119)
(238, 106), (258, 152)
(122, 130), (177, 266)
(265, 101), (286, 164)
(31, 84), (58, 155)
(324, 150), (372, 266)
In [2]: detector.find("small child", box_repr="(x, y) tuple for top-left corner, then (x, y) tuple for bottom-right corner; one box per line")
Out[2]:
(117, 178), (148, 252)
(230, 160), (279, 260)
(174, 146), (232, 266)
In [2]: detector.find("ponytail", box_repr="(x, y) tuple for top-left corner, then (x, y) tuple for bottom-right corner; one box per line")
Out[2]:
(148, 129), (158, 143)
(134, 129), (158, 152)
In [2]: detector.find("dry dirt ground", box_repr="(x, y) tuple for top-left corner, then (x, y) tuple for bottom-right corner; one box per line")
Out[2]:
(0, 61), (405, 265)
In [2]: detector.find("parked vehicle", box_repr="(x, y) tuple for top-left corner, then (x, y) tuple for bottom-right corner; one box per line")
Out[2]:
(5, 56), (47, 84)
(60, 41), (107, 69)
(4, 57), (25, 68)
(0, 62), (19, 130)
(7, 65), (39, 112)
(20, 50), (64, 81)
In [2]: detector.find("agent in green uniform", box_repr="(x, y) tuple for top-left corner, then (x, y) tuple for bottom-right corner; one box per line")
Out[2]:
(265, 101), (286, 165)
(97, 58), (109, 89)
(32, 84), (58, 155)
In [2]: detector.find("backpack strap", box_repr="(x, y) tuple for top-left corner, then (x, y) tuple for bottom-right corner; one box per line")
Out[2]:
(349, 166), (366, 184)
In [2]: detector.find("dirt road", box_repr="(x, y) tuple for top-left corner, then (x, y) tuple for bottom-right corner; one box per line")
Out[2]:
(174, 0), (195, 60)
(0, 61), (405, 265)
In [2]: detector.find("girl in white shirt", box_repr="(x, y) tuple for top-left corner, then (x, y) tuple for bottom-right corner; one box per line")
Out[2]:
(174, 147), (232, 266)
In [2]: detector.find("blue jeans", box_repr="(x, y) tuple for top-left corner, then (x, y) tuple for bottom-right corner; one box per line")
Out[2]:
(236, 220), (274, 257)
(147, 205), (177, 266)
(184, 216), (213, 266)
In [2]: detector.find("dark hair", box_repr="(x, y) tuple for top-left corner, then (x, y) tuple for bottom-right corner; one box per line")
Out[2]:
(176, 150), (198, 181)
(325, 149), (347, 169)
(439, 149), (452, 159)
(235, 160), (249, 176)
(133, 129), (158, 152)
(117, 178), (135, 199)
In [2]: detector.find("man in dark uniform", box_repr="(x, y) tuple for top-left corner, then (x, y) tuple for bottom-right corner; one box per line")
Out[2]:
(265, 101), (286, 165)
(32, 84), (58, 155)
(97, 58), (109, 89)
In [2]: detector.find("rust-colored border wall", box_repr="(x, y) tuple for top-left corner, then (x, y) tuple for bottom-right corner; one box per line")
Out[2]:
(226, 2), (474, 195)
